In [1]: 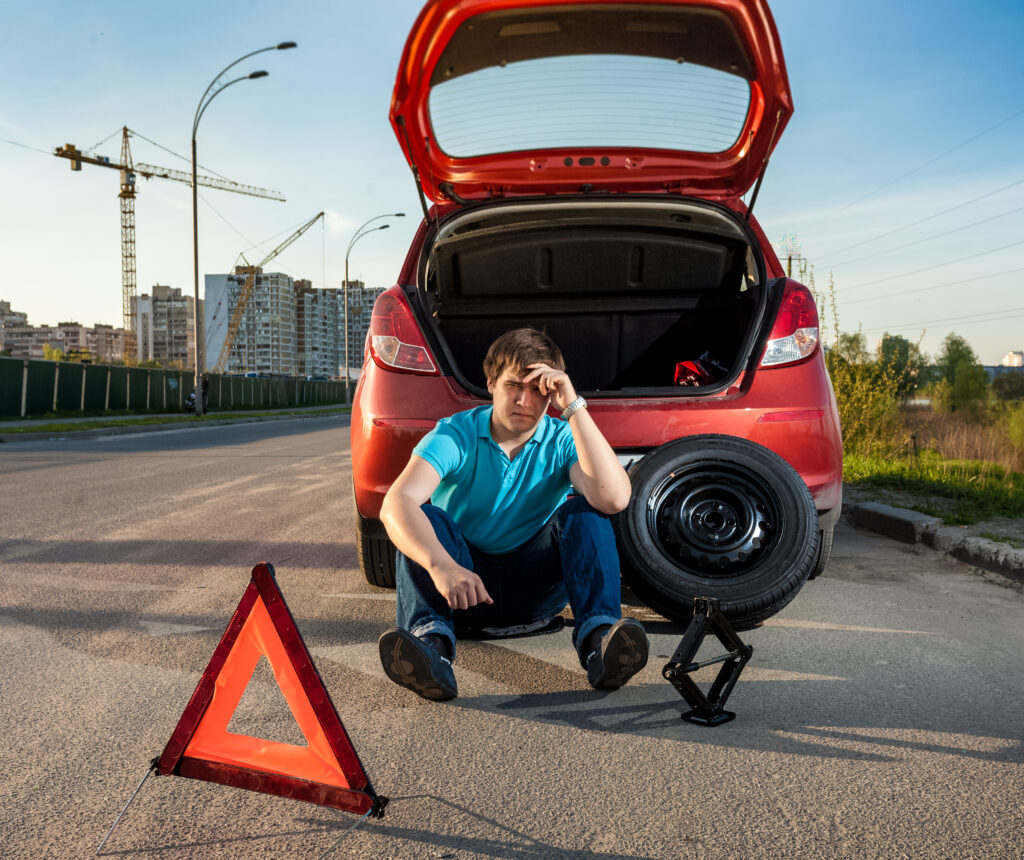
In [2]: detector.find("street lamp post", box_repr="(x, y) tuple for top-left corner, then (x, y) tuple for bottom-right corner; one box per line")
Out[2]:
(343, 212), (405, 403)
(190, 41), (296, 415)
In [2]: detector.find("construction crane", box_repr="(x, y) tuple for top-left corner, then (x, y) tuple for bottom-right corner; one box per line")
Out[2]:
(213, 211), (325, 374)
(54, 126), (285, 362)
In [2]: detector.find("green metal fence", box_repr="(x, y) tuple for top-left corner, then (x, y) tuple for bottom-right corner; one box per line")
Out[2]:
(0, 355), (348, 418)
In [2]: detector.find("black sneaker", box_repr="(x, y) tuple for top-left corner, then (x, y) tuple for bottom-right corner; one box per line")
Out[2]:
(378, 628), (457, 701)
(586, 618), (649, 689)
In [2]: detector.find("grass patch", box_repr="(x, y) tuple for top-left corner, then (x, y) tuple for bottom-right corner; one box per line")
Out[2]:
(2, 407), (350, 435)
(978, 532), (1024, 549)
(845, 451), (1024, 524)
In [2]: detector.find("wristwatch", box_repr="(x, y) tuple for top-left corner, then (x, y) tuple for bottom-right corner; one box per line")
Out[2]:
(560, 396), (587, 421)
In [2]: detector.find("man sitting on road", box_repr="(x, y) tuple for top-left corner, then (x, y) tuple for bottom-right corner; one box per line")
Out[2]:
(378, 328), (649, 700)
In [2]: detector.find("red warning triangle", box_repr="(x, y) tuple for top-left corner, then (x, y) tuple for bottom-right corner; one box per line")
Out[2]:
(157, 562), (384, 816)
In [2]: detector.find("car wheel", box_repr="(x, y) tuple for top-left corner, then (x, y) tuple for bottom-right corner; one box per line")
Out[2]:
(807, 526), (834, 580)
(356, 514), (397, 588)
(614, 434), (819, 631)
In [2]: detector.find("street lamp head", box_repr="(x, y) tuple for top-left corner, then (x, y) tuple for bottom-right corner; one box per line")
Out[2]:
(380, 224), (390, 230)
(395, 212), (406, 217)
(248, 70), (269, 79)
(276, 41), (298, 50)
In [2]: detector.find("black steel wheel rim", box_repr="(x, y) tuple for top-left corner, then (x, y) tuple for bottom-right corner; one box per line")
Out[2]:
(646, 461), (783, 575)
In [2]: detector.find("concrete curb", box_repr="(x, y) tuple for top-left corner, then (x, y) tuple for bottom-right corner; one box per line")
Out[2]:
(844, 500), (1024, 584)
(0, 410), (349, 443)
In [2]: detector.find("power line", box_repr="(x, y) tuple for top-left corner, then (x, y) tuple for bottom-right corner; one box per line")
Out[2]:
(842, 266), (1024, 306)
(817, 174), (1024, 262)
(800, 105), (1024, 233)
(86, 127), (124, 154)
(858, 304), (1024, 335)
(841, 237), (1024, 292)
(197, 192), (328, 288)
(829, 203), (1024, 269)
(130, 129), (232, 182)
(0, 135), (53, 156)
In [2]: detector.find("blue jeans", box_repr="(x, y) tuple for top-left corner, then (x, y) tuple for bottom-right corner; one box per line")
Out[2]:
(395, 496), (623, 667)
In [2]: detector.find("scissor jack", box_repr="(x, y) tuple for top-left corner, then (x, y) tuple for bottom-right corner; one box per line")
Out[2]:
(662, 597), (753, 726)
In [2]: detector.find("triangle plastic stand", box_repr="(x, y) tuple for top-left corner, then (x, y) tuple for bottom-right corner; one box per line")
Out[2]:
(157, 562), (386, 817)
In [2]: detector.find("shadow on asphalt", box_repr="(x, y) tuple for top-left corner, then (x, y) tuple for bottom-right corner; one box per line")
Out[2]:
(466, 685), (1024, 765)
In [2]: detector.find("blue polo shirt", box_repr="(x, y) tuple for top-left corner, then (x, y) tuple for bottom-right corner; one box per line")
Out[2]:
(412, 405), (578, 554)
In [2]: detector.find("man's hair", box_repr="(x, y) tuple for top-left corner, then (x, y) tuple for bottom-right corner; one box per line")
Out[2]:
(483, 328), (565, 383)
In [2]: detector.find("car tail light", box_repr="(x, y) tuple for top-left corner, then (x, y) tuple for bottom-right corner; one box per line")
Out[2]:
(760, 281), (820, 367)
(368, 287), (438, 375)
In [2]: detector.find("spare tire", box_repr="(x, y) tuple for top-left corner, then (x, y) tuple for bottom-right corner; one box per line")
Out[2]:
(614, 435), (819, 631)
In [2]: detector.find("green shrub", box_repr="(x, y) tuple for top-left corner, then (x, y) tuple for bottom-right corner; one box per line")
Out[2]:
(825, 353), (902, 456)
(1007, 402), (1024, 451)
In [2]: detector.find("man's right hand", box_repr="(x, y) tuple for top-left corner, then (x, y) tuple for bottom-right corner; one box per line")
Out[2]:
(430, 564), (494, 610)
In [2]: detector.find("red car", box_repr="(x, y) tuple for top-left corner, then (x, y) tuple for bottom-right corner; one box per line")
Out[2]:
(351, 0), (842, 630)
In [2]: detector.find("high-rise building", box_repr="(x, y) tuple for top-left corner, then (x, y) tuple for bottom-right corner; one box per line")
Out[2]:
(203, 273), (385, 378)
(342, 280), (386, 377)
(295, 280), (342, 377)
(87, 325), (124, 363)
(205, 268), (297, 375)
(132, 285), (199, 368)
(1001, 351), (1023, 367)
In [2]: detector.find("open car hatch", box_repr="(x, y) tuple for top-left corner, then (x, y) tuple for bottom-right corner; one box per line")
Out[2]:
(391, 0), (793, 204)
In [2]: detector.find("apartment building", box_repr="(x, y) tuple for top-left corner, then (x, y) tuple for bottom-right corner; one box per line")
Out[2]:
(88, 325), (124, 363)
(1001, 351), (1024, 368)
(132, 285), (200, 368)
(205, 268), (298, 375)
(342, 280), (386, 377)
(1, 302), (126, 361)
(0, 300), (28, 329)
(295, 280), (342, 377)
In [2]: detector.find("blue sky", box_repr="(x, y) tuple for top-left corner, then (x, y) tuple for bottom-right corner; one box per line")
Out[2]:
(1, 0), (1022, 364)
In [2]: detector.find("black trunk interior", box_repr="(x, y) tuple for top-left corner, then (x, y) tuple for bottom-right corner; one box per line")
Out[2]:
(422, 210), (762, 394)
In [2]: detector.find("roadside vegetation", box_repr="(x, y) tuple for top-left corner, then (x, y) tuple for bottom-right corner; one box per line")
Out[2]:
(805, 264), (1024, 525)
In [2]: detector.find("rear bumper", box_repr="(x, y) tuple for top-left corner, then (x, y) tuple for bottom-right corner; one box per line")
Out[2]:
(351, 351), (843, 524)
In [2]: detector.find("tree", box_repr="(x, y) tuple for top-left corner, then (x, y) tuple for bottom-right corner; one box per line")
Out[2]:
(877, 332), (924, 401)
(42, 344), (66, 362)
(950, 359), (990, 419)
(927, 333), (988, 417)
(834, 331), (869, 364)
(935, 333), (979, 385)
(992, 370), (1024, 402)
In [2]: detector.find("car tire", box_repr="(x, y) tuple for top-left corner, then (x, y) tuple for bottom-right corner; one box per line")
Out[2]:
(808, 526), (834, 580)
(614, 434), (819, 631)
(356, 514), (397, 588)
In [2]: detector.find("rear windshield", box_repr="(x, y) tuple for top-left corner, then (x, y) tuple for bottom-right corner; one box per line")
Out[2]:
(428, 54), (751, 158)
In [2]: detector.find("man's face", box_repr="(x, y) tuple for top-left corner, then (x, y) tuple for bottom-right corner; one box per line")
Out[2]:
(487, 366), (551, 435)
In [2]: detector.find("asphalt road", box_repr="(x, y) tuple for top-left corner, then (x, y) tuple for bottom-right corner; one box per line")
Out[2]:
(1, 416), (1022, 859)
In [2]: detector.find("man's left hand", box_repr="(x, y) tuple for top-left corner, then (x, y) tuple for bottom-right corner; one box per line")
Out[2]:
(524, 363), (577, 413)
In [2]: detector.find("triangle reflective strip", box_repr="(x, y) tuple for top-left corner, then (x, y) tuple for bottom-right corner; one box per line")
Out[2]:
(157, 563), (381, 816)
(183, 594), (350, 787)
